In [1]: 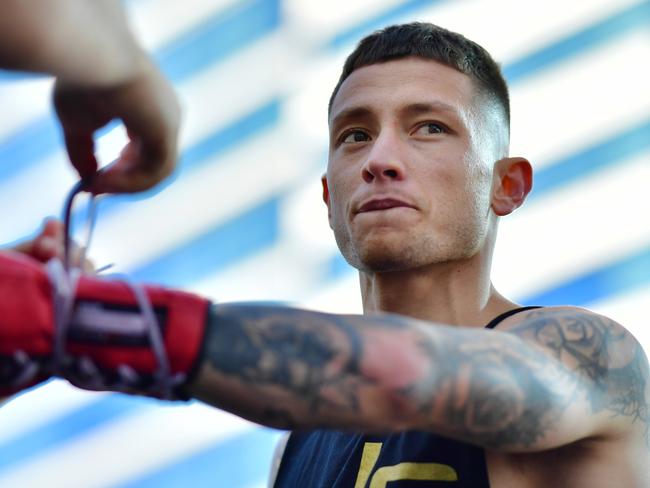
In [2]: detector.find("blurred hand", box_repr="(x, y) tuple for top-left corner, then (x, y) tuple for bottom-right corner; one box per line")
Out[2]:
(9, 218), (95, 272)
(53, 57), (181, 195)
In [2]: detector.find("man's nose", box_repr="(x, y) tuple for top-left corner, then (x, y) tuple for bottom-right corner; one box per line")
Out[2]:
(361, 131), (406, 183)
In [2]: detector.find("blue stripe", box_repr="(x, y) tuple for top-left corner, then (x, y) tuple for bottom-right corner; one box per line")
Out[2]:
(0, 117), (119, 182)
(119, 428), (281, 488)
(180, 99), (281, 175)
(0, 69), (45, 83)
(524, 246), (650, 306)
(0, 114), (60, 181)
(0, 0), (280, 182)
(130, 197), (280, 287)
(531, 118), (650, 199)
(504, 1), (650, 83)
(153, 0), (280, 83)
(327, 0), (447, 50)
(0, 392), (152, 470)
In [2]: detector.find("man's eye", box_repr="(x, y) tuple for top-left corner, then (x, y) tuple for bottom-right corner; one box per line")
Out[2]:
(341, 130), (370, 143)
(415, 122), (446, 135)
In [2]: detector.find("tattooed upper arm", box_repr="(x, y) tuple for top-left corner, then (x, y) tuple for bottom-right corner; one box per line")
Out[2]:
(508, 307), (650, 446)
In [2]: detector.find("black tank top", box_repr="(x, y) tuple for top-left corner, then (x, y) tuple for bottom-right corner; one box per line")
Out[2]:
(273, 306), (540, 488)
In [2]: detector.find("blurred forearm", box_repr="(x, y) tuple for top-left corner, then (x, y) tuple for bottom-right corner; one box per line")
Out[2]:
(0, 0), (145, 85)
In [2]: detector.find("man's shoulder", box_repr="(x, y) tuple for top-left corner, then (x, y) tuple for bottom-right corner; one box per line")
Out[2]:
(498, 304), (649, 446)
(495, 305), (636, 342)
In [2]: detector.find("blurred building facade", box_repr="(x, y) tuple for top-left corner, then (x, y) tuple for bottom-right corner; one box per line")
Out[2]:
(0, 0), (648, 486)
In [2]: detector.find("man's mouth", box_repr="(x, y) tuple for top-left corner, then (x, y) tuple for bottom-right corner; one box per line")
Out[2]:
(357, 198), (416, 213)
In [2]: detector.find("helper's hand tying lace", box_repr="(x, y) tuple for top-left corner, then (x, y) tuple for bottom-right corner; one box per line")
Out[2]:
(8, 218), (95, 272)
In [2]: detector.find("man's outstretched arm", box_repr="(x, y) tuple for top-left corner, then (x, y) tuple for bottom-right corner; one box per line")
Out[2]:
(1, 257), (647, 452)
(188, 304), (649, 452)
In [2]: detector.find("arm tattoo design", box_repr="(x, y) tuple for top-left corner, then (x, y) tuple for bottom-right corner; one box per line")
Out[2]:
(511, 309), (650, 445)
(201, 304), (649, 449)
(402, 328), (564, 449)
(204, 304), (371, 428)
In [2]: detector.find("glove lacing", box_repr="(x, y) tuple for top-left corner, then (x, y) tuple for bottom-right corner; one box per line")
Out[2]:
(42, 180), (181, 399)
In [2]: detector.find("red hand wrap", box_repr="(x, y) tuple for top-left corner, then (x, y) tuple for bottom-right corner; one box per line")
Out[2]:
(0, 252), (53, 395)
(0, 252), (210, 399)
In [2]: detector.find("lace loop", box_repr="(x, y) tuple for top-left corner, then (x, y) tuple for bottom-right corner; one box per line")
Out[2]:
(42, 181), (178, 399)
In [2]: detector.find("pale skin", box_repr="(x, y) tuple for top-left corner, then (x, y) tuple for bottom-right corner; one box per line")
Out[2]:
(0, 0), (180, 194)
(183, 58), (648, 487)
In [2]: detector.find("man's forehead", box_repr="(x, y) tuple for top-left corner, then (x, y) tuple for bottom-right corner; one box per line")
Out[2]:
(329, 57), (474, 123)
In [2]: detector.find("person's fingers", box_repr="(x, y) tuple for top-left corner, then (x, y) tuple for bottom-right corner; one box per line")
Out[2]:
(89, 136), (175, 194)
(101, 60), (179, 194)
(53, 82), (105, 182)
(11, 219), (65, 262)
(32, 219), (65, 261)
(54, 59), (180, 195)
(63, 130), (99, 181)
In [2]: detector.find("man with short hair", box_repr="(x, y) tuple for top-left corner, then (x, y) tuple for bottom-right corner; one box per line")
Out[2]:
(1, 22), (648, 488)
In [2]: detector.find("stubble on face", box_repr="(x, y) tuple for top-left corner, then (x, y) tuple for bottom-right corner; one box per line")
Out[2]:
(326, 58), (501, 274)
(332, 199), (485, 274)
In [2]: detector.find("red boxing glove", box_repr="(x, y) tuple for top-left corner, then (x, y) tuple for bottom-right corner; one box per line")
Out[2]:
(0, 251), (210, 399)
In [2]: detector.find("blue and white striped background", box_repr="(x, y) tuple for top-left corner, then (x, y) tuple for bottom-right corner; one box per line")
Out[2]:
(1, 0), (648, 486)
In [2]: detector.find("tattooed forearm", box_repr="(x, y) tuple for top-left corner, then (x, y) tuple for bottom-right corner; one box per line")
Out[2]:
(199, 304), (372, 428)
(192, 304), (649, 450)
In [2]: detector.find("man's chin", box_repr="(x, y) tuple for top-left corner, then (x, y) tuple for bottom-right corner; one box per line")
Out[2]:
(351, 248), (423, 273)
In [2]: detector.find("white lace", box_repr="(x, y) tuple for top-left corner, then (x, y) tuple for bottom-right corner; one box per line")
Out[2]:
(45, 259), (184, 399)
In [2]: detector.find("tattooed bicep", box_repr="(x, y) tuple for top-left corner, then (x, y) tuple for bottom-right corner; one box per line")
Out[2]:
(509, 308), (650, 444)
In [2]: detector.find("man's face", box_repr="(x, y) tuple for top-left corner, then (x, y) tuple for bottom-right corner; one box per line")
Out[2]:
(325, 57), (497, 272)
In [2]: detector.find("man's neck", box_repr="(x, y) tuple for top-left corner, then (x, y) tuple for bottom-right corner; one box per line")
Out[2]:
(359, 254), (517, 328)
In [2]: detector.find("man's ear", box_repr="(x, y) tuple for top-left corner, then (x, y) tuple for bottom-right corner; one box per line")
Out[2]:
(491, 157), (533, 216)
(321, 174), (332, 223)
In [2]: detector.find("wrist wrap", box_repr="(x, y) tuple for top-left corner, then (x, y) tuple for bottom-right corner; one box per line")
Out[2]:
(0, 252), (210, 399)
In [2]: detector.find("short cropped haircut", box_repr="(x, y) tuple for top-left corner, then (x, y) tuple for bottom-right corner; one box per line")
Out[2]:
(328, 22), (510, 129)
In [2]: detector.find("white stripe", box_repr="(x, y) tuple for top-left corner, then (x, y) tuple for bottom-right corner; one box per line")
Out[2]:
(0, 77), (53, 142)
(493, 152), (650, 299)
(590, 285), (650, 357)
(510, 30), (650, 166)
(302, 272), (362, 314)
(90, 126), (314, 272)
(412, 0), (640, 62)
(127, 0), (241, 50)
(285, 0), (408, 47)
(0, 402), (255, 488)
(0, 150), (77, 244)
(0, 381), (107, 445)
(179, 31), (295, 149)
(188, 243), (323, 303)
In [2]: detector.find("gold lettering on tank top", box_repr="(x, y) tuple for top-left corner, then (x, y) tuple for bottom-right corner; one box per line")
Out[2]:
(354, 441), (458, 487)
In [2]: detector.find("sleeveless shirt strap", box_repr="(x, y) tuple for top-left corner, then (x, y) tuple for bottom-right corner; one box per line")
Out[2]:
(485, 306), (542, 330)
